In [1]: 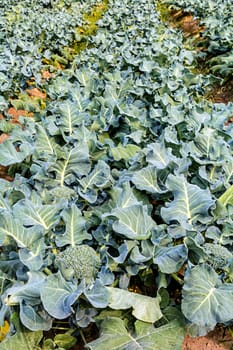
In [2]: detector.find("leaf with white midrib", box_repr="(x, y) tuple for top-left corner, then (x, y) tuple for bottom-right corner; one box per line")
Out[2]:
(218, 184), (233, 207)
(132, 166), (164, 194)
(0, 214), (39, 248)
(35, 124), (57, 159)
(161, 174), (214, 229)
(78, 160), (110, 193)
(146, 142), (176, 169)
(57, 101), (83, 136)
(86, 317), (184, 350)
(13, 200), (61, 232)
(48, 144), (91, 186)
(60, 150), (72, 187)
(111, 204), (154, 240)
(182, 264), (233, 329)
(55, 204), (91, 247)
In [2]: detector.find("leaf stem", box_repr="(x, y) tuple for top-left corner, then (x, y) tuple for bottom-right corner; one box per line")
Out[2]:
(51, 326), (70, 330)
(210, 165), (216, 180)
(43, 267), (53, 275)
(171, 273), (184, 285)
(80, 329), (87, 345)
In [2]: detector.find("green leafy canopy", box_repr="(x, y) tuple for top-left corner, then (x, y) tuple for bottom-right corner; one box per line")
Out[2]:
(0, 0), (232, 347)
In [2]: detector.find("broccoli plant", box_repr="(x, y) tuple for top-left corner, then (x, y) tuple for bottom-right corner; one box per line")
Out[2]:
(56, 245), (101, 284)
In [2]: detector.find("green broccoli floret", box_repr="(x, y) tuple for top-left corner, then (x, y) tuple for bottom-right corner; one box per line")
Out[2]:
(56, 245), (101, 284)
(49, 186), (76, 199)
(204, 243), (233, 269)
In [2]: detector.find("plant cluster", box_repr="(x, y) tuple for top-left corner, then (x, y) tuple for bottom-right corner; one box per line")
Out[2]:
(161, 0), (233, 77)
(0, 0), (232, 349)
(0, 0), (100, 97)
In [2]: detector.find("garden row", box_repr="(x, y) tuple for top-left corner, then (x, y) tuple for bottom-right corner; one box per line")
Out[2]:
(0, 0), (232, 349)
(161, 0), (233, 78)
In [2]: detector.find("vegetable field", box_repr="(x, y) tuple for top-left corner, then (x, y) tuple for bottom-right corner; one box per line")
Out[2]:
(0, 0), (232, 349)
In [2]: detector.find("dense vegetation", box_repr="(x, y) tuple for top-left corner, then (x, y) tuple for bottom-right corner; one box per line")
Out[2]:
(162, 0), (233, 77)
(0, 0), (232, 349)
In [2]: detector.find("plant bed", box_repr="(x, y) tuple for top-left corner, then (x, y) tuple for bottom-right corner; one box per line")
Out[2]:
(0, 0), (232, 349)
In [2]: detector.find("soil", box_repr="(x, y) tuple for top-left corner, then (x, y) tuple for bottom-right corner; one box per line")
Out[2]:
(183, 326), (233, 350)
(205, 79), (233, 104)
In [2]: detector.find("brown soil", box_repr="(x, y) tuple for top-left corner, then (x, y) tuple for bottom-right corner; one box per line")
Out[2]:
(183, 326), (233, 350)
(174, 13), (205, 38)
(158, 4), (205, 38)
(205, 79), (233, 104)
(0, 165), (13, 182)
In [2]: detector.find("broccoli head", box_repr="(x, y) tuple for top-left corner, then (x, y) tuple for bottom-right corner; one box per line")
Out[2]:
(204, 243), (233, 269)
(56, 245), (101, 284)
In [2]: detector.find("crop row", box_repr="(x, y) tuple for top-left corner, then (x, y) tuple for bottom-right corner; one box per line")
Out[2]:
(0, 0), (232, 349)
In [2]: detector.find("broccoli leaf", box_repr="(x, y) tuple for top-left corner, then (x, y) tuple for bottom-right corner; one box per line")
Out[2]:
(86, 317), (184, 350)
(0, 330), (43, 350)
(56, 204), (91, 247)
(161, 175), (214, 229)
(182, 264), (233, 329)
(107, 287), (162, 323)
(0, 141), (33, 166)
(41, 272), (83, 319)
(111, 204), (155, 240)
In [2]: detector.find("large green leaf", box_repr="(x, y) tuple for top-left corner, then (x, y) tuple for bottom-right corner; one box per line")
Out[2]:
(111, 144), (140, 161)
(19, 302), (52, 331)
(154, 245), (188, 274)
(146, 142), (176, 169)
(0, 214), (41, 248)
(0, 141), (33, 166)
(18, 238), (45, 270)
(84, 280), (110, 308)
(6, 272), (46, 305)
(184, 127), (230, 165)
(56, 101), (84, 137)
(132, 166), (165, 194)
(111, 204), (155, 240)
(182, 264), (233, 329)
(78, 160), (111, 203)
(13, 200), (61, 232)
(41, 272), (83, 319)
(113, 182), (139, 208)
(70, 87), (90, 112)
(48, 144), (91, 186)
(0, 330), (43, 350)
(107, 287), (162, 323)
(161, 175), (214, 229)
(75, 69), (95, 91)
(56, 203), (91, 247)
(218, 184), (233, 207)
(86, 317), (184, 350)
(34, 124), (58, 159)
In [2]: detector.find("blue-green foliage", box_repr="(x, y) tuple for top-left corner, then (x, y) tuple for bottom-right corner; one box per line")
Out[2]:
(0, 0), (97, 96)
(162, 0), (233, 77)
(0, 0), (233, 347)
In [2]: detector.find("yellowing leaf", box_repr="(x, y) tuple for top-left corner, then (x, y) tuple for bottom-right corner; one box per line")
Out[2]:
(0, 321), (10, 342)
